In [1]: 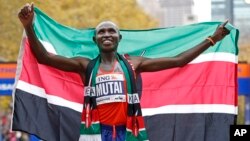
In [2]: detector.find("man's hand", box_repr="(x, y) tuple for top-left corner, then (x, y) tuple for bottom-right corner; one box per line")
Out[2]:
(18, 3), (34, 28)
(211, 20), (230, 43)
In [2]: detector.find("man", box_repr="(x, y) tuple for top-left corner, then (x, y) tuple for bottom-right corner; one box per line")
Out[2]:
(18, 3), (230, 141)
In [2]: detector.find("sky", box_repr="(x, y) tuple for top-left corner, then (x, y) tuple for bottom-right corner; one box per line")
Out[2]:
(245, 0), (250, 4)
(193, 0), (211, 22)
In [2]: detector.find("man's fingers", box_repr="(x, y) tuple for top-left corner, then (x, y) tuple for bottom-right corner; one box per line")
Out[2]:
(224, 28), (230, 35)
(18, 11), (25, 20)
(21, 12), (27, 19)
(20, 8), (27, 18)
(18, 12), (23, 19)
(31, 3), (34, 11)
(19, 3), (34, 18)
(24, 7), (29, 17)
(220, 19), (228, 27)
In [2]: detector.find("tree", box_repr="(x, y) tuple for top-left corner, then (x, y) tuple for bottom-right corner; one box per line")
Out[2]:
(239, 45), (250, 63)
(0, 0), (158, 61)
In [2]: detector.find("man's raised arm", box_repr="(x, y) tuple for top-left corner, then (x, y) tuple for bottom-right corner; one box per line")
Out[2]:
(18, 3), (90, 73)
(131, 20), (230, 73)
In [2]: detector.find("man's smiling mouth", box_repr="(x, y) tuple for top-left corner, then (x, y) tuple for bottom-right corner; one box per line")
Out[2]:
(102, 39), (113, 45)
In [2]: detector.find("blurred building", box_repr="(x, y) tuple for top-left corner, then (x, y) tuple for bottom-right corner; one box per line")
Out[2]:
(211, 0), (234, 23)
(137, 0), (198, 27)
(211, 0), (250, 45)
(137, 0), (250, 61)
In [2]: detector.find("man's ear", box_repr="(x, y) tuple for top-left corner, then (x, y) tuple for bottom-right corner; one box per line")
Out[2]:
(119, 34), (122, 41)
(93, 36), (96, 43)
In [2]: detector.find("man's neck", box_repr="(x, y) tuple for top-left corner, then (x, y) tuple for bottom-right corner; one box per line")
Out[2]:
(100, 52), (116, 64)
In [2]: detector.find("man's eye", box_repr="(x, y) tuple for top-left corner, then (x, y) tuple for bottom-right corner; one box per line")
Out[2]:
(109, 30), (116, 34)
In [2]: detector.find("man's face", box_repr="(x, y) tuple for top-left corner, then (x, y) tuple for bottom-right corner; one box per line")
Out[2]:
(94, 22), (121, 53)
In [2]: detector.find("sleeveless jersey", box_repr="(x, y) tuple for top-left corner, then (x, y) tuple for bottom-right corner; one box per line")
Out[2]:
(95, 61), (127, 126)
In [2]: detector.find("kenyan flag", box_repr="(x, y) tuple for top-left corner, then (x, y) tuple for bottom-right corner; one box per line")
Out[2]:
(12, 7), (239, 141)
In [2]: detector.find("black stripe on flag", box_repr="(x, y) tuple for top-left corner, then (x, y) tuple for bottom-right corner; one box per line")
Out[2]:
(12, 89), (82, 141)
(144, 113), (236, 141)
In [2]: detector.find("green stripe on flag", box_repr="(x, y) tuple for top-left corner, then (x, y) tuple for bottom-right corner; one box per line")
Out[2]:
(126, 130), (148, 141)
(80, 123), (101, 135)
(33, 7), (239, 60)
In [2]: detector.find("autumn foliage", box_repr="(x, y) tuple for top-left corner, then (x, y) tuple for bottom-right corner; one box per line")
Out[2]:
(0, 0), (158, 61)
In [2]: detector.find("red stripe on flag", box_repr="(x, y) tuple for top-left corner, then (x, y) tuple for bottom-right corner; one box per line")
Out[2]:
(126, 116), (146, 130)
(19, 38), (237, 107)
(141, 61), (237, 107)
(19, 38), (84, 104)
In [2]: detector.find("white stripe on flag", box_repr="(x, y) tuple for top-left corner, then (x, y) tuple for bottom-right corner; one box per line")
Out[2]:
(16, 80), (83, 112)
(39, 39), (57, 54)
(79, 135), (102, 141)
(189, 52), (237, 64)
(39, 39), (237, 64)
(142, 104), (238, 116)
(81, 121), (100, 124)
(16, 80), (238, 115)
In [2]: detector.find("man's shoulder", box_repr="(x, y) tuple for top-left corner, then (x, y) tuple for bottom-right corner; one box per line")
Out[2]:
(72, 57), (91, 63)
(127, 56), (144, 62)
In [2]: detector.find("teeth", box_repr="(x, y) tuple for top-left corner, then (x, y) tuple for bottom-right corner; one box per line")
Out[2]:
(103, 40), (112, 44)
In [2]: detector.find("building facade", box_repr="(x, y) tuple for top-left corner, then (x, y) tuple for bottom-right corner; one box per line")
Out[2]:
(211, 0), (250, 45)
(137, 0), (197, 27)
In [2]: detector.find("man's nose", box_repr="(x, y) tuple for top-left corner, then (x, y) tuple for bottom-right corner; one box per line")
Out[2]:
(103, 31), (111, 37)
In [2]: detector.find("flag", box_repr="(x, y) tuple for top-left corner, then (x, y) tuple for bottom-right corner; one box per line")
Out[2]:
(12, 7), (239, 141)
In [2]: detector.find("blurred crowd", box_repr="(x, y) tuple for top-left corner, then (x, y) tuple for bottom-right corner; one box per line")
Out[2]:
(0, 105), (29, 141)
